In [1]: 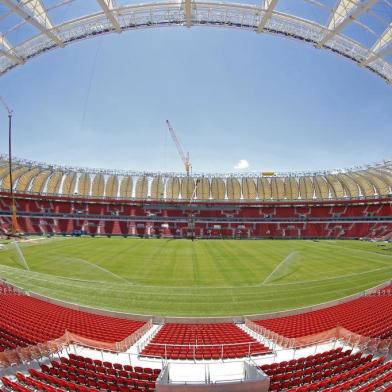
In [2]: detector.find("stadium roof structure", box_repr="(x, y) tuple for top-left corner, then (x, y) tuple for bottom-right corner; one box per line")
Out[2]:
(0, 155), (391, 201)
(0, 0), (391, 82)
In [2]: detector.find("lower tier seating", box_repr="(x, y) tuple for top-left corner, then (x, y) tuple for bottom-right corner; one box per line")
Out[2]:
(1, 353), (161, 392)
(260, 348), (392, 391)
(0, 289), (147, 348)
(141, 323), (271, 360)
(2, 349), (391, 392)
(255, 294), (392, 340)
(1, 193), (391, 239)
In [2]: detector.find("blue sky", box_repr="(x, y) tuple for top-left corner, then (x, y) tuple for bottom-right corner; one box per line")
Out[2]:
(0, 26), (391, 174)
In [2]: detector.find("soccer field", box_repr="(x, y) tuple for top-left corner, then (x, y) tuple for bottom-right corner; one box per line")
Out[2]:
(0, 237), (391, 316)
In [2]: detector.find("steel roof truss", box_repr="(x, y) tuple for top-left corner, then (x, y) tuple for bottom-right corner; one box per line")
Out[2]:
(96, 0), (121, 32)
(0, 0), (63, 47)
(317, 0), (377, 48)
(183, 0), (192, 27)
(363, 23), (392, 65)
(0, 35), (23, 63)
(257, 0), (278, 33)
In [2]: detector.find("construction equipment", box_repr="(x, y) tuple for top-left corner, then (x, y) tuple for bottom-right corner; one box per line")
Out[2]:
(0, 97), (19, 236)
(166, 120), (191, 176)
(165, 120), (197, 239)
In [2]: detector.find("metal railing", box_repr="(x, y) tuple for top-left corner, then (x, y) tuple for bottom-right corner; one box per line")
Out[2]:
(341, 335), (392, 357)
(1, 188), (390, 203)
(137, 341), (272, 361)
(3, 333), (389, 373)
(156, 358), (268, 385)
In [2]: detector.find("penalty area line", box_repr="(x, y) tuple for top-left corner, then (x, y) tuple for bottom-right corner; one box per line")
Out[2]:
(317, 242), (392, 262)
(68, 258), (135, 287)
(265, 265), (392, 286)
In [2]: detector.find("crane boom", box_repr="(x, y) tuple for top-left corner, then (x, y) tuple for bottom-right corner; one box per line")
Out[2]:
(0, 96), (13, 115)
(166, 120), (191, 175)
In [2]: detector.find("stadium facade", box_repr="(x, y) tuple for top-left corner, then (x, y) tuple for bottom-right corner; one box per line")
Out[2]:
(0, 156), (391, 239)
(0, 1), (391, 391)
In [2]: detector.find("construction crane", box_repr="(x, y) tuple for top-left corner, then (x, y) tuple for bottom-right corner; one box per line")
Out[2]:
(166, 120), (191, 176)
(0, 96), (19, 236)
(166, 120), (198, 239)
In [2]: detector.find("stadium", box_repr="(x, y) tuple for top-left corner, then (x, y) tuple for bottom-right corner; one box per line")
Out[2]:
(0, 0), (391, 391)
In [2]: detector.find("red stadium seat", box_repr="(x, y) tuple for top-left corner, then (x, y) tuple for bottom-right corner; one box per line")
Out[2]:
(0, 286), (148, 352)
(141, 323), (271, 360)
(255, 293), (392, 340)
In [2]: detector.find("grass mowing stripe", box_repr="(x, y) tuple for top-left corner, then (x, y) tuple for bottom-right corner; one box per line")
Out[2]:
(0, 238), (390, 316)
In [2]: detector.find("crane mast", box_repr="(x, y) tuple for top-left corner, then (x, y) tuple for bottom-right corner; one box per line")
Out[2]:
(166, 120), (191, 176)
(166, 120), (197, 239)
(0, 96), (19, 236)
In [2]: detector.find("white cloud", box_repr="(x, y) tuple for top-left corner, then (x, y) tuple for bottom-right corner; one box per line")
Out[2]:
(234, 159), (249, 169)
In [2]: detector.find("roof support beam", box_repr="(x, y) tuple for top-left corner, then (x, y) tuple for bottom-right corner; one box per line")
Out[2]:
(0, 35), (23, 63)
(0, 48), (22, 63)
(96, 0), (121, 32)
(0, 1), (390, 83)
(374, 45), (392, 59)
(184, 0), (192, 27)
(0, 0), (64, 47)
(21, 0), (53, 30)
(327, 0), (357, 30)
(257, 0), (278, 33)
(362, 23), (392, 65)
(317, 0), (377, 48)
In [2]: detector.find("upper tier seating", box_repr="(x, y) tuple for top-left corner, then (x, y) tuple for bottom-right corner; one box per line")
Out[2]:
(141, 323), (271, 360)
(1, 192), (391, 239)
(255, 294), (392, 340)
(0, 289), (147, 348)
(259, 348), (392, 392)
(1, 353), (161, 392)
(1, 216), (390, 239)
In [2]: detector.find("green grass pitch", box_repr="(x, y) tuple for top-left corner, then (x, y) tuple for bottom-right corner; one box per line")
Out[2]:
(0, 237), (391, 317)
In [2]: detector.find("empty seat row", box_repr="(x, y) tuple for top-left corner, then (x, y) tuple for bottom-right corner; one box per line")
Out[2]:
(0, 291), (148, 350)
(262, 349), (391, 392)
(141, 323), (271, 360)
(1, 353), (161, 392)
(255, 294), (392, 340)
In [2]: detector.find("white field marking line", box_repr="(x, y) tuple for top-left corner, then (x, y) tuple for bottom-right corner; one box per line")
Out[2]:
(21, 236), (70, 245)
(21, 237), (58, 244)
(63, 257), (136, 287)
(0, 255), (135, 288)
(0, 264), (392, 295)
(260, 251), (300, 286)
(0, 264), (128, 286)
(0, 262), (391, 294)
(266, 265), (392, 286)
(3, 236), (69, 251)
(317, 242), (392, 262)
(3, 271), (361, 311)
(0, 267), (388, 305)
(2, 262), (390, 293)
(1, 255), (391, 293)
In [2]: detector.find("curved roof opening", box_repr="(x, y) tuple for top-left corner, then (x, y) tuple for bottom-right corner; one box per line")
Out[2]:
(0, 1), (390, 173)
